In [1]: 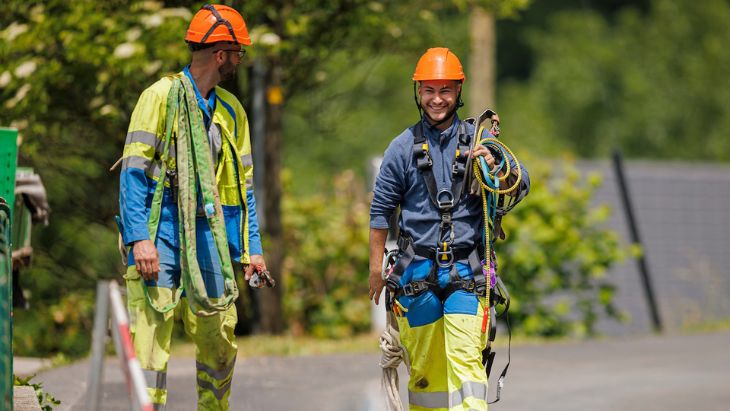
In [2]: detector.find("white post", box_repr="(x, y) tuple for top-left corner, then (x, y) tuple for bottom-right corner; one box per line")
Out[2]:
(87, 281), (110, 411)
(108, 281), (154, 411)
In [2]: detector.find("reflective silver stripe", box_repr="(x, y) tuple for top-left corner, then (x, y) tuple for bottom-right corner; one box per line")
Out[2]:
(409, 390), (449, 409)
(195, 358), (236, 381)
(245, 177), (253, 189)
(125, 130), (160, 149)
(196, 377), (232, 401)
(122, 155), (152, 171)
(240, 154), (253, 168)
(450, 381), (488, 406)
(142, 369), (167, 390)
(125, 130), (176, 161)
(209, 124), (223, 166)
(167, 144), (176, 160)
(152, 403), (166, 411)
(409, 381), (488, 409)
(145, 161), (162, 180)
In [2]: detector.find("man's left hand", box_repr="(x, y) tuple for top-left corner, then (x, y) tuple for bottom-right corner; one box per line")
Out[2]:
(244, 254), (267, 281)
(469, 145), (496, 169)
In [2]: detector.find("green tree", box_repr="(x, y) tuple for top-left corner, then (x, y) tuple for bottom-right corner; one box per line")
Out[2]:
(1, 0), (192, 355)
(498, 0), (730, 160)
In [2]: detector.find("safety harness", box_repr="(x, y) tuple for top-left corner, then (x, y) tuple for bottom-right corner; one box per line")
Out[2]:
(380, 110), (524, 408)
(385, 120), (487, 302)
(142, 75), (239, 317)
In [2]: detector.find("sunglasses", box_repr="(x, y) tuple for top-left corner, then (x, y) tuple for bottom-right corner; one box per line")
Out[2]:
(219, 48), (246, 58)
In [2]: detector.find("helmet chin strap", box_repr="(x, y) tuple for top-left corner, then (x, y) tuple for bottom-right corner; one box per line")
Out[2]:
(413, 82), (464, 127)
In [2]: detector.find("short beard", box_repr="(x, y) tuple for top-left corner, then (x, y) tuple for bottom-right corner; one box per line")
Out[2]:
(219, 61), (237, 82)
(422, 104), (456, 126)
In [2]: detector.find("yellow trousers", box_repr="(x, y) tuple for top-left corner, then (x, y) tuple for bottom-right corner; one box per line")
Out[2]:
(395, 261), (490, 410)
(125, 266), (238, 411)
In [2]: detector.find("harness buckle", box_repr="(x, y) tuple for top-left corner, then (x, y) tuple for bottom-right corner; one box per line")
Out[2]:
(474, 274), (487, 296)
(403, 281), (428, 297)
(386, 276), (401, 293)
(452, 159), (466, 177)
(436, 243), (454, 268)
(436, 189), (454, 210)
(462, 279), (476, 293)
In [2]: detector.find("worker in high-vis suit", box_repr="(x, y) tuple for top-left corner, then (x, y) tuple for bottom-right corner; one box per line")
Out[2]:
(118, 5), (266, 410)
(369, 48), (530, 410)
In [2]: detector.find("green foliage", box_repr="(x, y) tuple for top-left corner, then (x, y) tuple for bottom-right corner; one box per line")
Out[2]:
(279, 158), (625, 339)
(14, 374), (61, 410)
(499, 0), (730, 160)
(281, 170), (371, 338)
(13, 290), (96, 357)
(451, 0), (531, 16)
(1, 0), (193, 356)
(497, 154), (625, 336)
(0, 0), (642, 355)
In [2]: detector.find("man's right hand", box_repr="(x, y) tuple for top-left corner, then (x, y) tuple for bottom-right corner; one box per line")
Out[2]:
(368, 228), (389, 305)
(132, 239), (160, 281)
(369, 269), (386, 305)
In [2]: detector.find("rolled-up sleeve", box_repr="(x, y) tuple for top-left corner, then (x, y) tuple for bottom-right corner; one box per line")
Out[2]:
(370, 141), (406, 229)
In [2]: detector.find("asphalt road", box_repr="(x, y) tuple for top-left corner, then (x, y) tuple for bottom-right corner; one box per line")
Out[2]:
(37, 330), (730, 410)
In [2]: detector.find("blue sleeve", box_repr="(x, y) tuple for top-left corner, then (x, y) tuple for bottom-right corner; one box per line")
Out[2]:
(370, 139), (406, 229)
(515, 160), (530, 202)
(246, 189), (263, 255)
(120, 168), (151, 245)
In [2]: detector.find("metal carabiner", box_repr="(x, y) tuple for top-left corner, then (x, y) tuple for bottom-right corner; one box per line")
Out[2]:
(436, 189), (454, 210)
(436, 242), (454, 268)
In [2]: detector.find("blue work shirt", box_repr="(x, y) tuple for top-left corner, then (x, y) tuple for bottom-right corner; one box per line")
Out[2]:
(370, 115), (530, 254)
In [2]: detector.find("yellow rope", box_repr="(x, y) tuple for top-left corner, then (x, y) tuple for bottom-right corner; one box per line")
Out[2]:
(473, 125), (522, 332)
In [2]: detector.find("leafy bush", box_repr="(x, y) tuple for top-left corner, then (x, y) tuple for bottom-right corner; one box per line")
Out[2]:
(281, 170), (371, 338)
(13, 290), (96, 358)
(281, 159), (625, 339)
(497, 154), (626, 337)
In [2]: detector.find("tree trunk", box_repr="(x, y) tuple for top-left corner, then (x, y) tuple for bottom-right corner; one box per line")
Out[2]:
(259, 60), (285, 334)
(468, 6), (496, 115)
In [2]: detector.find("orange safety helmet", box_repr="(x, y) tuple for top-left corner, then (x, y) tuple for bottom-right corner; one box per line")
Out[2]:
(185, 4), (251, 46)
(412, 47), (465, 82)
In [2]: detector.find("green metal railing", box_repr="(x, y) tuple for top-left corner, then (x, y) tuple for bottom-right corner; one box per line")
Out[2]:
(1, 128), (18, 410)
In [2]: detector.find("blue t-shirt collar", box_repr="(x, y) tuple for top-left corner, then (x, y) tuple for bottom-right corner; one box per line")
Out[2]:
(183, 65), (217, 127)
(422, 113), (461, 144)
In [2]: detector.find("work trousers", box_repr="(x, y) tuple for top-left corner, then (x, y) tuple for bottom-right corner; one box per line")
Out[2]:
(395, 260), (490, 411)
(125, 219), (238, 410)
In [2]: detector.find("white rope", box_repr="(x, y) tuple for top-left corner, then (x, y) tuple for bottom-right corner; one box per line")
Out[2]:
(379, 309), (409, 411)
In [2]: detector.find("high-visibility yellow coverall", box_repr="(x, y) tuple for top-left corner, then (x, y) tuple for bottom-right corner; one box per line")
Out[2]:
(119, 67), (262, 410)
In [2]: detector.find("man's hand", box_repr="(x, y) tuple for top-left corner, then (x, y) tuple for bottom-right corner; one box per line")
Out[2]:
(133, 239), (160, 281)
(469, 145), (497, 170)
(244, 254), (267, 281)
(369, 228), (389, 305)
(369, 269), (386, 305)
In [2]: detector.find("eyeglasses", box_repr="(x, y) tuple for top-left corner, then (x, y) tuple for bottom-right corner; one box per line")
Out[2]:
(220, 48), (246, 58)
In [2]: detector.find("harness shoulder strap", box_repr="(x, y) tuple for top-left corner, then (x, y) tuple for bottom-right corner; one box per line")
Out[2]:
(412, 120), (472, 210)
(412, 122), (438, 207)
